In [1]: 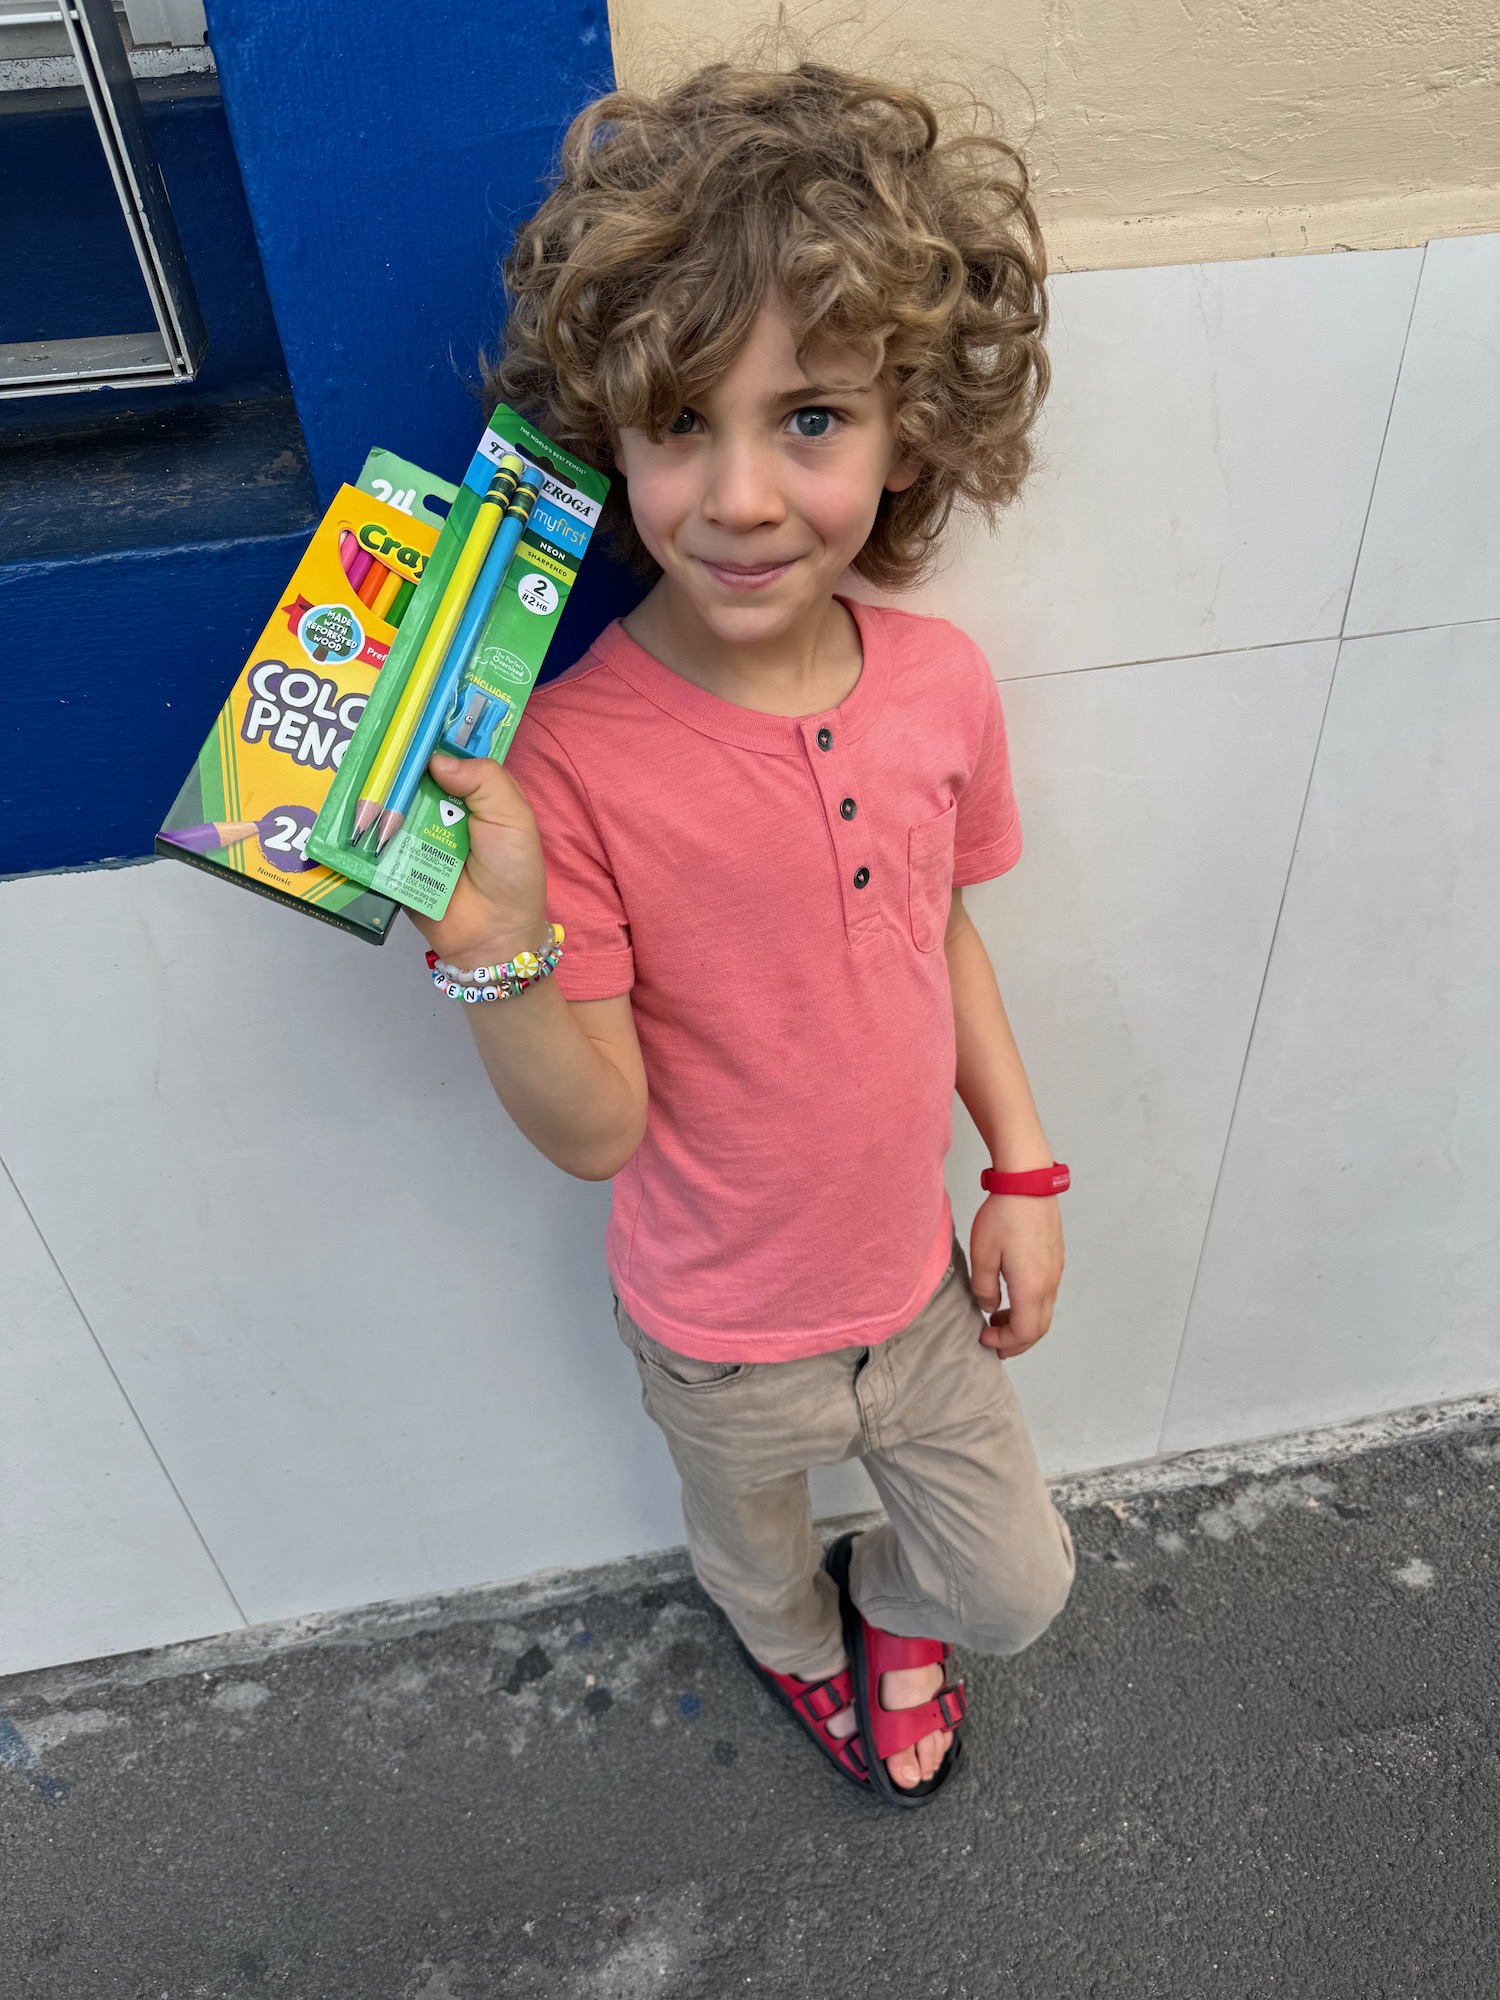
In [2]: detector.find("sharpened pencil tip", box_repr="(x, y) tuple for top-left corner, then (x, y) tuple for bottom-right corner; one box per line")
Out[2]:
(351, 800), (378, 840)
(374, 809), (404, 852)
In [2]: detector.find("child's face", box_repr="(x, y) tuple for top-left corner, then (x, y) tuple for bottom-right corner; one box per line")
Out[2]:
(614, 299), (918, 649)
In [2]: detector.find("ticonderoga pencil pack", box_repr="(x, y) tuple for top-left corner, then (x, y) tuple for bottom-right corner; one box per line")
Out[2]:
(156, 450), (456, 942)
(307, 406), (609, 921)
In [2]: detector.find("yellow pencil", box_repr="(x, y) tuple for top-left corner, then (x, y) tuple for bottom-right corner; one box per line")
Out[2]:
(350, 458), (525, 842)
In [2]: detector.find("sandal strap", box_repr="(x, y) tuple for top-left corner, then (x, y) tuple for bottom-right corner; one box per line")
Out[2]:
(859, 1620), (968, 1761)
(866, 1679), (967, 1760)
(864, 1630), (949, 1672)
(792, 1672), (851, 1722)
(835, 1731), (869, 1777)
(759, 1664), (868, 1778)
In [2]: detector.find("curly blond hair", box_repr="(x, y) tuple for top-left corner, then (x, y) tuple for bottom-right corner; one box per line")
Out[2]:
(486, 59), (1050, 589)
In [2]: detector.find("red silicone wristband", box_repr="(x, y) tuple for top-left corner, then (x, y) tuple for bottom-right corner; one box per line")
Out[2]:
(980, 1163), (1070, 1197)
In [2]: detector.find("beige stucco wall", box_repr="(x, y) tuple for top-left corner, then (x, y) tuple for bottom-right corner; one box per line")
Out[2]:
(606, 0), (1500, 269)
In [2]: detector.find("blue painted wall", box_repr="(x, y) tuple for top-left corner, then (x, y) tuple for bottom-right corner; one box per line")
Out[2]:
(203, 0), (614, 497)
(0, 535), (314, 875)
(5, 0), (643, 878)
(2, 81), (317, 875)
(204, 0), (642, 670)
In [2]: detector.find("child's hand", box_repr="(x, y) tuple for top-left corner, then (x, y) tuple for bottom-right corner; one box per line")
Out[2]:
(969, 1193), (1064, 1359)
(408, 753), (550, 970)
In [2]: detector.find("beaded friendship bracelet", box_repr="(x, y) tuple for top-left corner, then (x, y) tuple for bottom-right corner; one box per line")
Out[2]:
(425, 923), (564, 1003)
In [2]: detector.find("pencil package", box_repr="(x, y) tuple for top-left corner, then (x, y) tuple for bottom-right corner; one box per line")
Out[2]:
(307, 405), (609, 921)
(156, 450), (457, 942)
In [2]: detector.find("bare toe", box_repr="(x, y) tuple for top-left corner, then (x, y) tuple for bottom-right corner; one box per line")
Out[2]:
(887, 1745), (922, 1790)
(916, 1726), (952, 1780)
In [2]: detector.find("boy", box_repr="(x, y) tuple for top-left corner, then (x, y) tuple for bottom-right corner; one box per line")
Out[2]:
(417, 60), (1075, 1808)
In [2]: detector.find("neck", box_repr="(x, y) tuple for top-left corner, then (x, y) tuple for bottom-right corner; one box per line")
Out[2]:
(622, 583), (863, 719)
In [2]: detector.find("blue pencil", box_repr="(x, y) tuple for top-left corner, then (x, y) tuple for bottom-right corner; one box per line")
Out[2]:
(374, 468), (543, 852)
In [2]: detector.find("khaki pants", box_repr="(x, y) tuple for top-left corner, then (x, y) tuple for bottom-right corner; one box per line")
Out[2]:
(614, 1242), (1075, 1681)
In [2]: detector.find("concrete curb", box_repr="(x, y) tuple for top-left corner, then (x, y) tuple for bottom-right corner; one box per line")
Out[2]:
(1048, 1387), (1500, 1508)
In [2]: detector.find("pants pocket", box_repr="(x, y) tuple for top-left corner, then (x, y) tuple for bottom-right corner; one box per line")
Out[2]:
(618, 1305), (747, 1391)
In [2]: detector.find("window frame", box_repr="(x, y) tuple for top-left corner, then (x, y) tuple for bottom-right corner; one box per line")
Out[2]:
(0, 0), (207, 398)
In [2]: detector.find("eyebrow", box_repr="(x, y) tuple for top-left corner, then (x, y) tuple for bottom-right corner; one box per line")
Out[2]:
(768, 381), (880, 404)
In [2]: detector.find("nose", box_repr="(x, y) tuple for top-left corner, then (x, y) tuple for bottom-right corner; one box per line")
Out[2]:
(701, 433), (786, 535)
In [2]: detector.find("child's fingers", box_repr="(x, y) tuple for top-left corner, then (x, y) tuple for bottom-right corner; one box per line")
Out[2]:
(979, 1309), (1016, 1354)
(981, 1310), (1035, 1358)
(420, 755), (549, 957)
(1011, 1284), (1054, 1348)
(981, 1286), (1054, 1357)
(969, 1267), (1002, 1314)
(967, 1224), (1003, 1313)
(429, 752), (533, 828)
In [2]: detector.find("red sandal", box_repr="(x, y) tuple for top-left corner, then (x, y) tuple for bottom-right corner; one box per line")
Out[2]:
(737, 1639), (871, 1792)
(822, 1530), (967, 1809)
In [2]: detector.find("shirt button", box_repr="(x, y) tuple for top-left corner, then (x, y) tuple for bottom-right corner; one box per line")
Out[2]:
(839, 797), (857, 820)
(853, 866), (870, 889)
(816, 727), (833, 751)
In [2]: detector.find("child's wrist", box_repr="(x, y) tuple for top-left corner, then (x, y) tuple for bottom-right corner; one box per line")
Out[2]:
(442, 914), (552, 976)
(427, 921), (565, 1004)
(983, 1135), (1054, 1175)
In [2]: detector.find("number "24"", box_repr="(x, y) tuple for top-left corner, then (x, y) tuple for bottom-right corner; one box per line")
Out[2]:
(263, 816), (311, 859)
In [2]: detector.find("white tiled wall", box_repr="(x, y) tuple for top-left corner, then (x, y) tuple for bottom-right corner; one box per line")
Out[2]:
(0, 1157), (244, 1664)
(946, 641), (1336, 1473)
(1159, 617), (1500, 1449)
(864, 246), (1424, 677)
(3, 233), (1497, 1676)
(1345, 236), (1500, 636)
(0, 866), (679, 1637)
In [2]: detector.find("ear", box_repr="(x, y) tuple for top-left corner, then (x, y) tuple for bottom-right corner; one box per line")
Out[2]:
(883, 448), (922, 495)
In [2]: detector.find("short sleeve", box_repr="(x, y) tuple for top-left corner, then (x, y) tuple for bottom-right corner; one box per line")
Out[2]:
(952, 654), (1023, 885)
(504, 714), (635, 1001)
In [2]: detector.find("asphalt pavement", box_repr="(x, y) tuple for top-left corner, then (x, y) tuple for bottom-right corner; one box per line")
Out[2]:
(2, 1413), (1497, 1998)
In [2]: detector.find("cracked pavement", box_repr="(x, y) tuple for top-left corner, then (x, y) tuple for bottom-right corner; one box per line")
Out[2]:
(2, 1417), (1497, 1997)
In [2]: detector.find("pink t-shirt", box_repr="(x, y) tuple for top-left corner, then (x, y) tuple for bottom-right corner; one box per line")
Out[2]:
(505, 597), (1022, 1362)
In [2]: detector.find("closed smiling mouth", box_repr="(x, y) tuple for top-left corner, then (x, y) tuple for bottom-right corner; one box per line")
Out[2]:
(693, 556), (801, 590)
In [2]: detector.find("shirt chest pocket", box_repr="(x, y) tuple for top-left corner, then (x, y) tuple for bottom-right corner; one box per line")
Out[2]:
(907, 803), (957, 953)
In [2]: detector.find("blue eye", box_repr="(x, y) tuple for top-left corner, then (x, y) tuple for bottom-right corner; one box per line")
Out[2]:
(666, 409), (697, 436)
(791, 408), (834, 439)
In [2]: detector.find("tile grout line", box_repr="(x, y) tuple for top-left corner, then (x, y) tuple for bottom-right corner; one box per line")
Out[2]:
(995, 614), (1500, 687)
(0, 1152), (251, 1629)
(995, 632), (1340, 680)
(1151, 241), (1431, 1459)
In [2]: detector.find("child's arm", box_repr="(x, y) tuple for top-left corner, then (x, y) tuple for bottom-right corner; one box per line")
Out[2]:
(945, 888), (1064, 1358)
(409, 752), (648, 1182)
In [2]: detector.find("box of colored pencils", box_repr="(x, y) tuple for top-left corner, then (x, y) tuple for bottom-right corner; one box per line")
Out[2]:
(156, 450), (457, 941)
(307, 405), (609, 920)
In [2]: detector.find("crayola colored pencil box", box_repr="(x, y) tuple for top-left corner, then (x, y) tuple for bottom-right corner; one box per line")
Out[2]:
(155, 451), (457, 941)
(307, 405), (609, 921)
